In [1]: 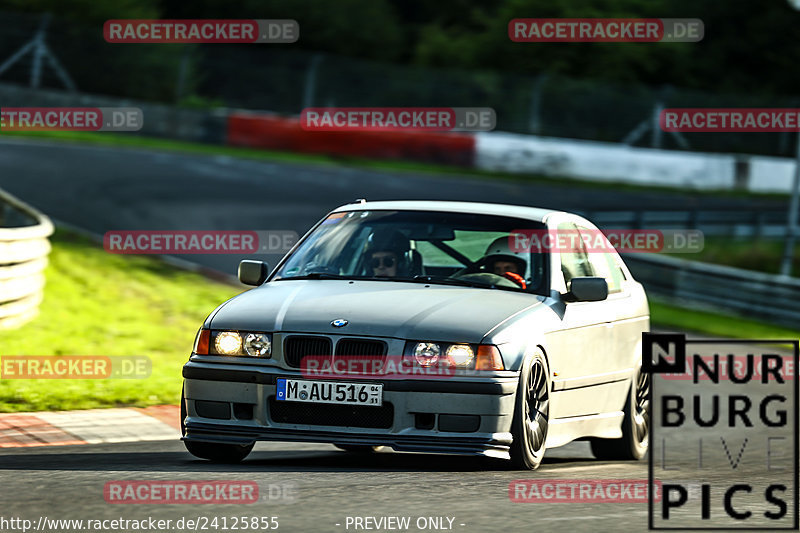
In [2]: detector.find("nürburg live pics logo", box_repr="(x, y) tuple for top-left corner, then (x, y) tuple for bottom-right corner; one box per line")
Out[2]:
(644, 333), (798, 530)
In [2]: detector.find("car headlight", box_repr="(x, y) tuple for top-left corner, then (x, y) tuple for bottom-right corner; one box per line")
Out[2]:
(214, 331), (242, 355)
(195, 330), (273, 357)
(243, 332), (271, 357)
(405, 341), (504, 371)
(413, 342), (441, 367)
(446, 344), (474, 367)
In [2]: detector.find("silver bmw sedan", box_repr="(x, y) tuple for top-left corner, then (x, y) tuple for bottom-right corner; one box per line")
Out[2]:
(181, 200), (650, 470)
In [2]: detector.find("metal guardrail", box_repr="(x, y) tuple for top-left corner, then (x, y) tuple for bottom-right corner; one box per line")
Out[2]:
(0, 198), (793, 329)
(0, 188), (53, 329)
(582, 210), (791, 238)
(580, 210), (799, 327)
(624, 253), (800, 329)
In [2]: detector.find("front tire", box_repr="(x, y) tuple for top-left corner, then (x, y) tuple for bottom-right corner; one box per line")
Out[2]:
(181, 386), (254, 463)
(334, 444), (384, 453)
(184, 440), (254, 463)
(590, 367), (649, 460)
(509, 349), (550, 470)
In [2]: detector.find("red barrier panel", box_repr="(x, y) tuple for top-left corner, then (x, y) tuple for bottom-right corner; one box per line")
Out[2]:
(226, 113), (475, 167)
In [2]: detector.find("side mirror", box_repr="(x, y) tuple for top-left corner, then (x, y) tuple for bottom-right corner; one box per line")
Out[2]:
(563, 277), (608, 302)
(238, 260), (269, 286)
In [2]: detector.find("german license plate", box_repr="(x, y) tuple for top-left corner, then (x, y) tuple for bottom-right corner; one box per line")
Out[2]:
(276, 379), (383, 407)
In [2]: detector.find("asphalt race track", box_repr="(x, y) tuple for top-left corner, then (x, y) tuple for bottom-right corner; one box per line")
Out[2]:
(0, 440), (652, 532)
(1, 365), (796, 533)
(0, 137), (789, 276)
(0, 138), (797, 532)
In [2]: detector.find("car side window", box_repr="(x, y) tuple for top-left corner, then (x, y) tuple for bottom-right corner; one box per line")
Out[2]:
(590, 251), (625, 293)
(558, 222), (593, 284)
(604, 253), (626, 292)
(577, 225), (625, 293)
(611, 253), (627, 281)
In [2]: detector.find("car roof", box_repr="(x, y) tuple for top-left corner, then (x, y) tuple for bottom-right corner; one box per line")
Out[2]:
(332, 200), (566, 223)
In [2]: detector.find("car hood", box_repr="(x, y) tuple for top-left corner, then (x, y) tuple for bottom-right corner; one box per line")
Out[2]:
(208, 280), (544, 343)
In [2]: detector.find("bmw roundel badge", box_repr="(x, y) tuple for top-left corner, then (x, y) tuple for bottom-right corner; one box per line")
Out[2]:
(331, 318), (348, 327)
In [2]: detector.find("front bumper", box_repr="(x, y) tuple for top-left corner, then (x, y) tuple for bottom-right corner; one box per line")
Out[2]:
(182, 360), (518, 458)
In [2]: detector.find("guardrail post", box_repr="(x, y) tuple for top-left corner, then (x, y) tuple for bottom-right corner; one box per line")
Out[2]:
(756, 212), (766, 240)
(688, 210), (699, 230)
(781, 131), (800, 277)
(634, 211), (645, 229)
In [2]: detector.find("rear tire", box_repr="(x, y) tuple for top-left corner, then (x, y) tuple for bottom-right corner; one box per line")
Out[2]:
(509, 349), (550, 470)
(181, 386), (254, 463)
(590, 367), (649, 460)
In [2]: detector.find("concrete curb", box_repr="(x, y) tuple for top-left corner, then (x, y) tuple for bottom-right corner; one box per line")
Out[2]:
(0, 405), (180, 448)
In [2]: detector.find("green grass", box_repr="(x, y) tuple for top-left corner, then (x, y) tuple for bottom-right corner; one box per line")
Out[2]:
(2, 130), (780, 198)
(2, 228), (795, 413)
(0, 229), (239, 412)
(649, 297), (800, 340)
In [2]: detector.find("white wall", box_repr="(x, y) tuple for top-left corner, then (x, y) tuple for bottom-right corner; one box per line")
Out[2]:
(475, 131), (791, 193)
(747, 156), (795, 193)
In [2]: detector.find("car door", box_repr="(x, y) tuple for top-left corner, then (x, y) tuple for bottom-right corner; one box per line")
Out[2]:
(544, 219), (614, 418)
(580, 225), (632, 370)
(579, 225), (648, 409)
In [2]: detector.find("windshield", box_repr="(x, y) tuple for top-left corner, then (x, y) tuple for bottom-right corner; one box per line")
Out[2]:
(272, 210), (547, 293)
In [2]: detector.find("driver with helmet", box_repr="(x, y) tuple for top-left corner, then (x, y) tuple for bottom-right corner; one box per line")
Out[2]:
(483, 236), (528, 289)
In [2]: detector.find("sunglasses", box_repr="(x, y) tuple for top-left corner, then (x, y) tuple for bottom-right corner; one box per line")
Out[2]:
(370, 256), (396, 268)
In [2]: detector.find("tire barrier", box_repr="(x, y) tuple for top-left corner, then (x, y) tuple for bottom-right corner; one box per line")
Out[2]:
(0, 188), (53, 329)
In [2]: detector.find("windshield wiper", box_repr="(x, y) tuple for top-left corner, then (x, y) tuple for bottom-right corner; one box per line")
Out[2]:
(402, 275), (495, 289)
(276, 273), (516, 290)
(275, 272), (353, 280)
(411, 275), (527, 292)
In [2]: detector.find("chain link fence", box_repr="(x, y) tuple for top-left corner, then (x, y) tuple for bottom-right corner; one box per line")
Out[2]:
(0, 10), (797, 157)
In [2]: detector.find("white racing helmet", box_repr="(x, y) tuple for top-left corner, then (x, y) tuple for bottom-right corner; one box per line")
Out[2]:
(484, 236), (529, 276)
